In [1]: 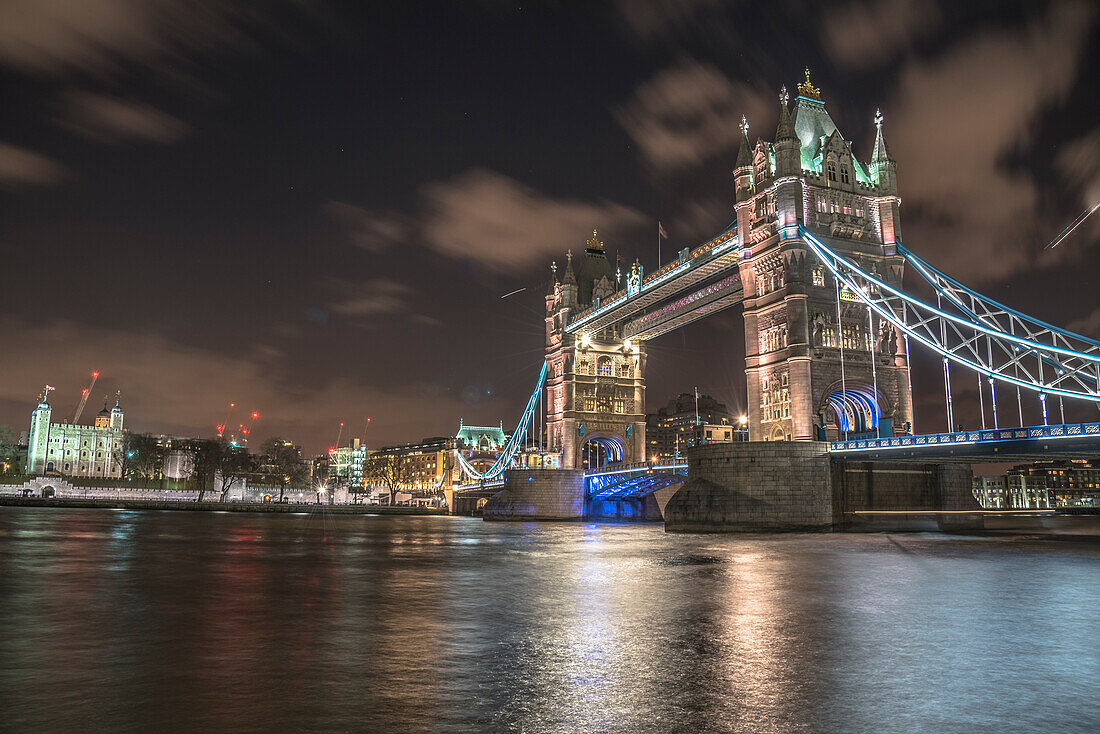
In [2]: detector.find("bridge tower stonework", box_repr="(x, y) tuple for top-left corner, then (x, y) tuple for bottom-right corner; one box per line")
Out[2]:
(736, 73), (913, 441)
(545, 231), (647, 470)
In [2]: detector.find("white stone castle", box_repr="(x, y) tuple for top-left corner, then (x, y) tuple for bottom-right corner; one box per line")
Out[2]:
(27, 389), (125, 476)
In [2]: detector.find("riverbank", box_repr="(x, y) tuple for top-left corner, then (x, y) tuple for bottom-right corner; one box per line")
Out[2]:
(0, 497), (447, 515)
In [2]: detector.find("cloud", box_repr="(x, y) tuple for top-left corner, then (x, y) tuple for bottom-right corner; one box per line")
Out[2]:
(0, 0), (323, 77)
(884, 0), (1096, 282)
(56, 90), (189, 144)
(615, 0), (724, 38)
(419, 168), (647, 270)
(324, 201), (411, 253)
(822, 0), (941, 68)
(326, 279), (412, 320)
(616, 60), (774, 172)
(0, 317), (470, 453)
(1068, 308), (1100, 339)
(0, 142), (70, 188)
(1057, 127), (1100, 206)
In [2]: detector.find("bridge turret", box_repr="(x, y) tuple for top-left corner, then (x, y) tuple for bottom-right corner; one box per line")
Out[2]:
(733, 115), (754, 203)
(869, 108), (897, 195)
(561, 250), (578, 308)
(774, 86), (800, 177)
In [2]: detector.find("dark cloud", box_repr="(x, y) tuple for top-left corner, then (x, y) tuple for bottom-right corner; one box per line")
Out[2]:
(884, 0), (1095, 281)
(324, 202), (411, 254)
(615, 0), (725, 38)
(56, 90), (189, 144)
(419, 168), (648, 272)
(822, 0), (941, 68)
(616, 60), (774, 172)
(0, 0), (324, 77)
(0, 141), (70, 187)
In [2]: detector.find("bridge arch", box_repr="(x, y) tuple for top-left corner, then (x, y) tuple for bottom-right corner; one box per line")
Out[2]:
(580, 434), (623, 471)
(820, 382), (889, 437)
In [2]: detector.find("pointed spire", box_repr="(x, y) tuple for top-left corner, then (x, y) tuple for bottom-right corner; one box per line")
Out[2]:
(547, 260), (559, 294)
(735, 114), (752, 168)
(775, 86), (796, 142)
(563, 249), (577, 285)
(871, 108), (890, 161)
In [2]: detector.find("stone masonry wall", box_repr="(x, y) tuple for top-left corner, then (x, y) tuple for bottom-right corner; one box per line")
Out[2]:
(483, 469), (585, 521)
(664, 442), (833, 532)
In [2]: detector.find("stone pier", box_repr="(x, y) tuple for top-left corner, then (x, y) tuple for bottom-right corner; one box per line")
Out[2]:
(663, 442), (979, 532)
(482, 469), (585, 521)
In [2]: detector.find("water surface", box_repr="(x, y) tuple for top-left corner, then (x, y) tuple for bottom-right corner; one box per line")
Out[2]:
(1, 508), (1097, 733)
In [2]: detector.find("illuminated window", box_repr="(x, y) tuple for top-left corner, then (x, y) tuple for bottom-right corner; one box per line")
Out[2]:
(812, 266), (825, 287)
(597, 357), (612, 376)
(596, 396), (613, 413)
(584, 397), (596, 412)
(614, 398), (625, 413)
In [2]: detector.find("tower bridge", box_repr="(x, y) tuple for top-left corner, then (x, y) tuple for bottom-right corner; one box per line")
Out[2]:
(456, 71), (1100, 529)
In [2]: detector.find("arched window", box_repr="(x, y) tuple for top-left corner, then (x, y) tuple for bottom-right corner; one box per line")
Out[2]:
(597, 356), (612, 376)
(827, 162), (837, 181)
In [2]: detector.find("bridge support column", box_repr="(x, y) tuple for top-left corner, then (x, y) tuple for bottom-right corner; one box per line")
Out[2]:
(482, 469), (585, 521)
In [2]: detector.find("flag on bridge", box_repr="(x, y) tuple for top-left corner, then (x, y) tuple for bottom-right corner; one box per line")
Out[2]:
(658, 221), (668, 239)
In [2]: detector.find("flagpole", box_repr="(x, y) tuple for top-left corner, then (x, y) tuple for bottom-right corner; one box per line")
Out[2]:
(657, 221), (661, 269)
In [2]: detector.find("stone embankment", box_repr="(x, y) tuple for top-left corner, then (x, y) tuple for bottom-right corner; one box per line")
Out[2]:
(0, 496), (446, 515)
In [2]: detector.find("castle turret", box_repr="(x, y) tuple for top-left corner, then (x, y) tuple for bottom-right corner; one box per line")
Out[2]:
(774, 86), (800, 177)
(733, 115), (754, 203)
(110, 394), (124, 431)
(27, 389), (52, 473)
(869, 108), (897, 195)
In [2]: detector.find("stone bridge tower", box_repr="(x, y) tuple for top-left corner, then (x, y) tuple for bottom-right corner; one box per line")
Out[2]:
(736, 72), (913, 441)
(545, 231), (647, 469)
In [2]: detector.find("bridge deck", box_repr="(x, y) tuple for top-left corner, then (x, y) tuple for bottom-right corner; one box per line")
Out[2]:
(829, 422), (1100, 463)
(566, 226), (739, 336)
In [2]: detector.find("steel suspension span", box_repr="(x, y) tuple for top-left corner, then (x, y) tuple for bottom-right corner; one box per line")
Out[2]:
(798, 226), (1100, 403)
(454, 362), (547, 481)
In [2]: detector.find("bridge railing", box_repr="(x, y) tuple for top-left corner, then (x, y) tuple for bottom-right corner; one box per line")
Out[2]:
(830, 421), (1100, 453)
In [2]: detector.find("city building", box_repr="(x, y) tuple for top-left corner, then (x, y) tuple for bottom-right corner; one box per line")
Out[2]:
(645, 393), (738, 461)
(1006, 473), (1051, 509)
(972, 476), (1007, 509)
(372, 436), (456, 492)
(455, 420), (509, 474)
(1009, 460), (1099, 508)
(27, 389), (125, 476)
(328, 439), (368, 488)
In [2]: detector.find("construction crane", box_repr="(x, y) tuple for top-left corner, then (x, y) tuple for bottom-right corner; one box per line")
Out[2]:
(71, 371), (99, 424)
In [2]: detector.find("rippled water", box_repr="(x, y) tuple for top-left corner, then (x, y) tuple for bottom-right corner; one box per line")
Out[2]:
(0, 508), (1097, 733)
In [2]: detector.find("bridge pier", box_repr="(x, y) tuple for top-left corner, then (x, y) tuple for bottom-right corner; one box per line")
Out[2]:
(663, 442), (980, 532)
(482, 469), (585, 521)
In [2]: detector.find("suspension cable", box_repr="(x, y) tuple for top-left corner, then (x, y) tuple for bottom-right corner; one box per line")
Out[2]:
(866, 302), (879, 435)
(836, 274), (847, 439)
(978, 372), (986, 430)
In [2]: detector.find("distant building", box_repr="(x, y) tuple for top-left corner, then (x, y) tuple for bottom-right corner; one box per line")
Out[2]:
(27, 390), (124, 477)
(373, 436), (456, 492)
(972, 476), (1006, 509)
(1009, 460), (1098, 508)
(329, 439), (367, 488)
(645, 393), (737, 461)
(1006, 474), (1051, 509)
(455, 420), (509, 474)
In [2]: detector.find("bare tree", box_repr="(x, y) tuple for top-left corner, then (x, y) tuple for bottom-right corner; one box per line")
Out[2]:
(217, 447), (255, 502)
(363, 453), (416, 505)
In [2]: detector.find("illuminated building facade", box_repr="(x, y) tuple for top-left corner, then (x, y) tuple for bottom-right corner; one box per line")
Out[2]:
(328, 439), (367, 488)
(26, 391), (124, 476)
(737, 72), (913, 441)
(373, 436), (456, 491)
(1009, 460), (1099, 508)
(545, 230), (647, 469)
(645, 393), (737, 461)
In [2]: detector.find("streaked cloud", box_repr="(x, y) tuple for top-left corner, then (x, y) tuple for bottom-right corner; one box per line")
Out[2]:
(57, 90), (189, 144)
(0, 141), (70, 188)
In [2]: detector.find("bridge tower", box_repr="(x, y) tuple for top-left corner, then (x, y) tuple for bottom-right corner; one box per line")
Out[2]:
(545, 231), (647, 469)
(737, 72), (913, 441)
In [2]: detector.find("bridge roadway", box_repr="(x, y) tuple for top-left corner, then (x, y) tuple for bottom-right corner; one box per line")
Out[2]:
(565, 223), (742, 340)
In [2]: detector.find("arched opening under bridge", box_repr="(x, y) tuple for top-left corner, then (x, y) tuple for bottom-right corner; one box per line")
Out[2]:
(823, 385), (886, 438)
(580, 435), (623, 471)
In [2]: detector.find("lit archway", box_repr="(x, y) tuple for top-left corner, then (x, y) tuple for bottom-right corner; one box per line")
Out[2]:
(824, 385), (883, 436)
(581, 435), (624, 470)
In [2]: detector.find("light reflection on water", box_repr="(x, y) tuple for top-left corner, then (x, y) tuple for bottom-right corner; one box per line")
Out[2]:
(0, 508), (1097, 733)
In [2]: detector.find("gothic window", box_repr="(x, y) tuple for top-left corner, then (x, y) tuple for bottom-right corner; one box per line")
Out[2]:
(827, 162), (837, 182)
(584, 397), (596, 412)
(817, 196), (827, 212)
(855, 204), (864, 218)
(596, 396), (613, 413)
(597, 356), (612, 376)
(618, 363), (632, 378)
(840, 167), (850, 184)
(812, 266), (825, 287)
(577, 360), (589, 375)
(614, 398), (625, 414)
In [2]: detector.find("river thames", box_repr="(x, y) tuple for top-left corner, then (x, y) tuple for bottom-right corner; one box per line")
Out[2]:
(0, 508), (1097, 733)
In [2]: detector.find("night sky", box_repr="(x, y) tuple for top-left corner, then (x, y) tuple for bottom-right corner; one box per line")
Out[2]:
(2, 0), (1098, 455)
